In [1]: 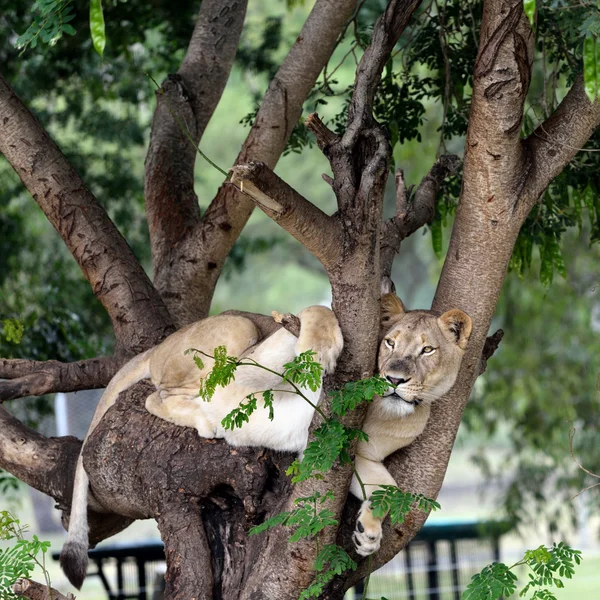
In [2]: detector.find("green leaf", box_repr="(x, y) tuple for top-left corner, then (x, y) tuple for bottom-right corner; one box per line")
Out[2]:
(462, 563), (518, 600)
(329, 376), (389, 417)
(369, 486), (440, 524)
(197, 346), (239, 401)
(299, 545), (357, 600)
(287, 420), (352, 482)
(90, 0), (106, 57)
(1, 319), (24, 344)
(583, 33), (598, 102)
(283, 350), (323, 392)
(430, 218), (443, 258)
(249, 493), (338, 543)
(262, 390), (275, 420)
(523, 0), (536, 29)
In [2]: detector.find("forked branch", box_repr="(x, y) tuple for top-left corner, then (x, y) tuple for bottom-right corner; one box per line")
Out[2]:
(155, 0), (360, 323)
(381, 154), (460, 276)
(0, 74), (173, 354)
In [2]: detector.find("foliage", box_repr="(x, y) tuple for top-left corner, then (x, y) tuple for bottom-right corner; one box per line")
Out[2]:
(464, 230), (600, 530)
(194, 345), (439, 598)
(370, 486), (441, 524)
(0, 473), (20, 501)
(15, 0), (76, 52)
(298, 545), (357, 600)
(0, 320), (24, 346)
(0, 512), (52, 600)
(462, 543), (582, 600)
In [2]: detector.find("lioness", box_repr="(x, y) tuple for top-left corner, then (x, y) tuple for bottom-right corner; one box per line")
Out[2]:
(60, 293), (471, 588)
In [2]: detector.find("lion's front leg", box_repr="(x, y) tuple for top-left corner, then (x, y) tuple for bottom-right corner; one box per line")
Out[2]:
(295, 306), (343, 373)
(350, 454), (398, 557)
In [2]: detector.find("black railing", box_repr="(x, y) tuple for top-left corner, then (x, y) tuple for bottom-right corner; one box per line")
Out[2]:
(53, 519), (511, 600)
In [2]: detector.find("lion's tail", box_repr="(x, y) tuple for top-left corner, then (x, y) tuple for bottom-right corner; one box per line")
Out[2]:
(60, 349), (152, 589)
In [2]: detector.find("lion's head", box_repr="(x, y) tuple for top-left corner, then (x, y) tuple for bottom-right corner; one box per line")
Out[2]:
(377, 293), (472, 417)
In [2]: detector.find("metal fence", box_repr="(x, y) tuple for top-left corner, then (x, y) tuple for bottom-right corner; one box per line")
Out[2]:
(54, 519), (510, 600)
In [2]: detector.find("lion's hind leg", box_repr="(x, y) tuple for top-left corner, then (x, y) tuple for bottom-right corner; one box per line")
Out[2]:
(146, 389), (215, 438)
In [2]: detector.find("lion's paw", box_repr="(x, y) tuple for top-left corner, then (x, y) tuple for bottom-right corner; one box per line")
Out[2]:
(352, 506), (382, 557)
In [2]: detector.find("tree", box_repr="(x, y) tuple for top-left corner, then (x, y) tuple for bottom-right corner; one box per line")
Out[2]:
(1, 0), (600, 599)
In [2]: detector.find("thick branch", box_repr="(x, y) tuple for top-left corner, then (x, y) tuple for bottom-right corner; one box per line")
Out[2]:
(343, 0), (423, 147)
(146, 0), (248, 325)
(521, 74), (600, 216)
(381, 155), (460, 276)
(229, 162), (343, 270)
(12, 579), (74, 600)
(157, 506), (213, 600)
(0, 403), (80, 506)
(466, 0), (533, 194)
(0, 404), (133, 543)
(0, 356), (122, 402)
(163, 0), (359, 324)
(0, 74), (173, 354)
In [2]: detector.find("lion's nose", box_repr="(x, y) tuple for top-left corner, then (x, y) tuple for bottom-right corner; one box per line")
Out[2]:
(387, 376), (411, 386)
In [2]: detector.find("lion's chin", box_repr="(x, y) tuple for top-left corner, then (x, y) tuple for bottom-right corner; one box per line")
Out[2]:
(382, 392), (418, 417)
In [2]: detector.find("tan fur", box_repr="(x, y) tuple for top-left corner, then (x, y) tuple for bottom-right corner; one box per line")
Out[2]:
(350, 294), (472, 556)
(61, 297), (471, 588)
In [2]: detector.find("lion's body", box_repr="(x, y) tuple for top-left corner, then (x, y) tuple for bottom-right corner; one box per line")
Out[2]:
(61, 296), (471, 588)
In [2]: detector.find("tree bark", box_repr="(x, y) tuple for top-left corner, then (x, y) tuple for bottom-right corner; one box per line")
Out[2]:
(12, 578), (74, 600)
(81, 382), (296, 599)
(0, 356), (122, 402)
(162, 0), (360, 325)
(0, 74), (174, 355)
(145, 0), (248, 326)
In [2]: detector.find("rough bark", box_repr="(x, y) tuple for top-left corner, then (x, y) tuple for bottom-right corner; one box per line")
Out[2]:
(0, 74), (173, 355)
(0, 404), (132, 543)
(0, 357), (122, 402)
(81, 382), (295, 599)
(381, 154), (461, 277)
(145, 0), (248, 326)
(164, 0), (360, 324)
(229, 162), (343, 270)
(12, 579), (74, 600)
(522, 74), (600, 215)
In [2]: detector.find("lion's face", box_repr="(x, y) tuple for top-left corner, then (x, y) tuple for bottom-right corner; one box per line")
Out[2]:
(376, 294), (472, 417)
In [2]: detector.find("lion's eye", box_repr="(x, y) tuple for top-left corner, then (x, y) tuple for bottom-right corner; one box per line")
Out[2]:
(385, 338), (395, 349)
(421, 346), (435, 355)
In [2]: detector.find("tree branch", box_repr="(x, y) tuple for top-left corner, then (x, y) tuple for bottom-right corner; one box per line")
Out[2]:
(0, 74), (173, 354)
(521, 74), (600, 216)
(381, 155), (460, 277)
(12, 579), (74, 600)
(229, 162), (343, 270)
(157, 506), (213, 600)
(343, 0), (423, 148)
(145, 0), (248, 325)
(160, 0), (360, 324)
(479, 329), (504, 375)
(0, 356), (122, 402)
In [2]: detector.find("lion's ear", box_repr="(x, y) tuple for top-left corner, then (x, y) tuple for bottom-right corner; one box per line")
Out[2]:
(381, 293), (406, 328)
(438, 309), (472, 350)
